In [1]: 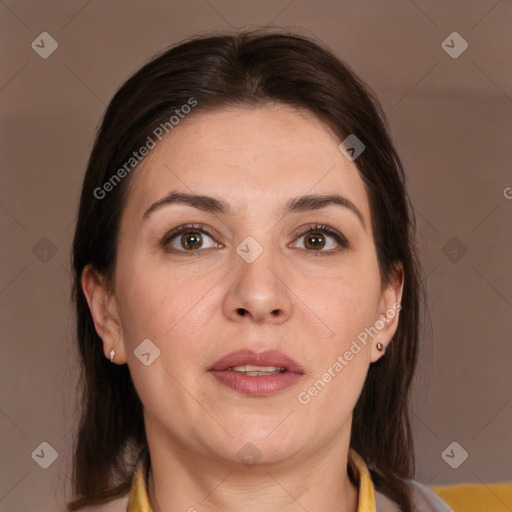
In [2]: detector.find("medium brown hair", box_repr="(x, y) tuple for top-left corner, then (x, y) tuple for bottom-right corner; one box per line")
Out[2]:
(68, 28), (424, 511)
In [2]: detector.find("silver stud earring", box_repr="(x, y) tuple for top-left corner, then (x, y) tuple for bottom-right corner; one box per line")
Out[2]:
(376, 342), (384, 351)
(109, 349), (115, 362)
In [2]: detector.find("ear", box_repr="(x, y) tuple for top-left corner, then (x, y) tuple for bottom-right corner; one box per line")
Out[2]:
(81, 264), (127, 364)
(370, 262), (404, 363)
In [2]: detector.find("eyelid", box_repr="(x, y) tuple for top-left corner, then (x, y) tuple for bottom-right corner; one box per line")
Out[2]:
(160, 223), (223, 249)
(291, 223), (350, 254)
(160, 222), (350, 254)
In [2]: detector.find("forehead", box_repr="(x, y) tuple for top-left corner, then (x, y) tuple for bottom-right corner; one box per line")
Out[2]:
(125, 104), (370, 222)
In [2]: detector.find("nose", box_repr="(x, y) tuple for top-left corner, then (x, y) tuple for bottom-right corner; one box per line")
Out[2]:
(222, 244), (293, 325)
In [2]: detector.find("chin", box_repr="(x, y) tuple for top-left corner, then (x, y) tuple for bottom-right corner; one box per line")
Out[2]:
(227, 430), (301, 463)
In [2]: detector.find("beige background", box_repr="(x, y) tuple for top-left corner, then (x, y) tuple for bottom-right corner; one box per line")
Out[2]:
(1, 1), (511, 511)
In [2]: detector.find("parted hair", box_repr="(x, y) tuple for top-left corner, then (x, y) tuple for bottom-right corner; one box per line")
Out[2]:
(68, 28), (424, 512)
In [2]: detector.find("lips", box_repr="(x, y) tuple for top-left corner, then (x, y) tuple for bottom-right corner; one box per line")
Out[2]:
(210, 349), (305, 374)
(209, 349), (305, 397)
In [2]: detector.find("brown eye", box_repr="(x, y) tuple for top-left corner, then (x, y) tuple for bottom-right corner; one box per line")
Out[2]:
(167, 230), (216, 251)
(303, 231), (326, 250)
(293, 224), (350, 255)
(179, 231), (203, 250)
(160, 224), (221, 253)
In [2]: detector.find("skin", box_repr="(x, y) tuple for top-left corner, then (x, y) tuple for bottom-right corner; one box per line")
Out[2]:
(82, 104), (404, 512)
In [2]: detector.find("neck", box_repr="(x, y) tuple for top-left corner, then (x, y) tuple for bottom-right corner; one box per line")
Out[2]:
(145, 433), (359, 512)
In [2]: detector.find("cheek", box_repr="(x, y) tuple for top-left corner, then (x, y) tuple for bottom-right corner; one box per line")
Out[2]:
(115, 269), (214, 409)
(302, 258), (381, 339)
(295, 278), (376, 421)
(115, 259), (215, 343)
(295, 254), (380, 402)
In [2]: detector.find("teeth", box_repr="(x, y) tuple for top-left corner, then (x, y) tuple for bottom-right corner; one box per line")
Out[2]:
(243, 371), (280, 376)
(227, 365), (287, 376)
(230, 365), (285, 372)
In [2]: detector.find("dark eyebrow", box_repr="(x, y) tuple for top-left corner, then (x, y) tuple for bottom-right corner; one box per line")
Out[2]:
(143, 192), (231, 220)
(279, 194), (366, 230)
(143, 191), (366, 230)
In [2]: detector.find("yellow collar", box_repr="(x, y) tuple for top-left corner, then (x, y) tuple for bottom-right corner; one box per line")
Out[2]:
(127, 447), (376, 512)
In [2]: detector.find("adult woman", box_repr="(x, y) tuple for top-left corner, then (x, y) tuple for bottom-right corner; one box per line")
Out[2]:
(68, 29), (452, 512)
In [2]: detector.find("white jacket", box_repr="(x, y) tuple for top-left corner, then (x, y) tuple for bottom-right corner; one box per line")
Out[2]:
(375, 479), (454, 511)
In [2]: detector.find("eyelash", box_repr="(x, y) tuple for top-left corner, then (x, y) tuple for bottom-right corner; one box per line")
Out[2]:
(159, 223), (350, 256)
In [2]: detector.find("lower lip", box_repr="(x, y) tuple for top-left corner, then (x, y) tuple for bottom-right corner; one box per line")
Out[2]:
(209, 370), (304, 397)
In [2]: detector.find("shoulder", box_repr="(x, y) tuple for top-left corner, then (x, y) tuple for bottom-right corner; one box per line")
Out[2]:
(374, 479), (454, 512)
(68, 495), (129, 512)
(407, 479), (454, 511)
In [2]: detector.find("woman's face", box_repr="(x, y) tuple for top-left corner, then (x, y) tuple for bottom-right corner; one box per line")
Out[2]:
(86, 104), (403, 466)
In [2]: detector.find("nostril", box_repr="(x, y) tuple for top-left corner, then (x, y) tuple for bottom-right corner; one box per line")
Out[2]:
(237, 308), (247, 316)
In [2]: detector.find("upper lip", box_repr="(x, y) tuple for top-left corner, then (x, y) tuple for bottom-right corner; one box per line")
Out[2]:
(210, 349), (305, 374)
